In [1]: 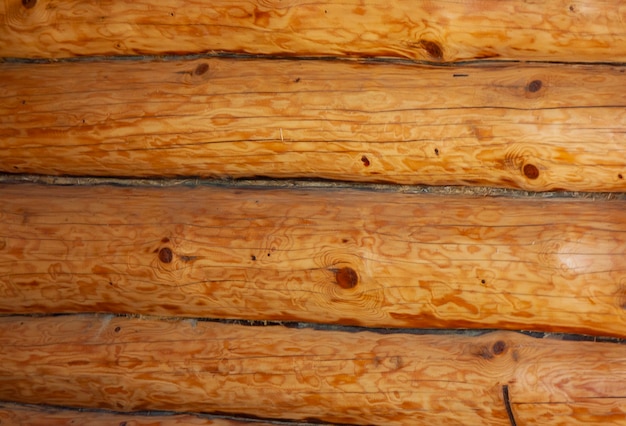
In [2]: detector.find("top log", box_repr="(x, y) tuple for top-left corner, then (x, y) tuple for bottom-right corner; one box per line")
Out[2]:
(1, 0), (625, 62)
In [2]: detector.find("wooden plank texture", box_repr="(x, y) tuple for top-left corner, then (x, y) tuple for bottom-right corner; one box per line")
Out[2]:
(2, 59), (625, 191)
(1, 0), (625, 61)
(0, 403), (276, 426)
(1, 315), (626, 425)
(2, 183), (626, 337)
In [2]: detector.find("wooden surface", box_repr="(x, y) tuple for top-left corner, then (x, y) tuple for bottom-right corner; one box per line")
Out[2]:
(2, 183), (626, 337)
(2, 59), (625, 191)
(3, 0), (626, 423)
(0, 403), (277, 426)
(1, 0), (625, 61)
(1, 315), (626, 425)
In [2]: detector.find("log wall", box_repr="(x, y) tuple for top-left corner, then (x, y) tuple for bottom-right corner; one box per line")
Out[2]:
(1, 0), (626, 424)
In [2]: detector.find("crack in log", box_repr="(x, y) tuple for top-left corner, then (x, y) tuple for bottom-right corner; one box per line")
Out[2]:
(502, 385), (517, 426)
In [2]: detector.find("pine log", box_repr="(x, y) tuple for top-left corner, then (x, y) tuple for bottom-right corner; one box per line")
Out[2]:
(2, 59), (625, 191)
(2, 183), (626, 337)
(1, 315), (626, 425)
(1, 0), (625, 61)
(0, 403), (275, 426)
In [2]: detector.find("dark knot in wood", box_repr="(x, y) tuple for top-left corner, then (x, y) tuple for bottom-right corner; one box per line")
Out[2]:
(335, 267), (358, 289)
(523, 164), (539, 179)
(159, 247), (173, 263)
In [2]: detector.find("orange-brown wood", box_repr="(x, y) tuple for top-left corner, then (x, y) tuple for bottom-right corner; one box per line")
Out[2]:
(0, 403), (274, 426)
(1, 315), (626, 425)
(2, 183), (626, 337)
(1, 0), (625, 61)
(514, 401), (626, 425)
(2, 59), (625, 191)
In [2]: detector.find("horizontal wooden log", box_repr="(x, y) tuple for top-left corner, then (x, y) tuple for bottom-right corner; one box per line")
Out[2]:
(2, 59), (625, 191)
(1, 315), (626, 425)
(1, 0), (625, 61)
(2, 183), (626, 337)
(0, 403), (276, 426)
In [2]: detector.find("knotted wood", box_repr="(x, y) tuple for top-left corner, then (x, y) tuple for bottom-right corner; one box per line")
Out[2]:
(2, 59), (625, 191)
(2, 183), (626, 337)
(1, 315), (625, 425)
(1, 0), (625, 61)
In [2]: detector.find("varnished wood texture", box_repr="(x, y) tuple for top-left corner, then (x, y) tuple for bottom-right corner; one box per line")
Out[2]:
(0, 403), (277, 426)
(2, 59), (625, 191)
(1, 0), (625, 61)
(2, 183), (626, 337)
(1, 315), (626, 425)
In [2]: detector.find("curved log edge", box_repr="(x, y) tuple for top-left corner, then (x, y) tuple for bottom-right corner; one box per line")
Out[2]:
(1, 315), (626, 425)
(2, 183), (626, 337)
(0, 403), (284, 426)
(1, 59), (625, 192)
(1, 0), (625, 62)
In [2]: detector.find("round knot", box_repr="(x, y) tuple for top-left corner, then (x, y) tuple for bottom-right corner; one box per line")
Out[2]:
(527, 80), (543, 93)
(335, 267), (358, 289)
(523, 164), (539, 179)
(158, 247), (173, 263)
(492, 340), (506, 355)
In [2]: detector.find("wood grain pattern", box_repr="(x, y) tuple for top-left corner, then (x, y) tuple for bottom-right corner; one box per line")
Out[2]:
(1, 0), (625, 61)
(2, 183), (626, 337)
(2, 59), (625, 191)
(0, 403), (277, 426)
(1, 315), (626, 425)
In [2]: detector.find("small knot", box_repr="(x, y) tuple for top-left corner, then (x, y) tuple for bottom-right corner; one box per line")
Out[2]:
(492, 340), (506, 355)
(158, 247), (173, 263)
(527, 80), (542, 93)
(194, 63), (209, 76)
(419, 40), (444, 60)
(22, 0), (37, 8)
(523, 164), (539, 179)
(335, 267), (358, 289)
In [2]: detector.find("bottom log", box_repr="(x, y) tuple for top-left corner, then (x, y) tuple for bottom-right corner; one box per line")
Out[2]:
(1, 315), (625, 425)
(0, 403), (276, 426)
